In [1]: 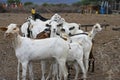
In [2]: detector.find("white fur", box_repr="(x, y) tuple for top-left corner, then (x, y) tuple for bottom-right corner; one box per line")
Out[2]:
(3, 23), (69, 80)
(46, 21), (87, 80)
(20, 14), (63, 80)
(60, 18), (84, 35)
(86, 23), (102, 40)
(21, 14), (62, 38)
(21, 21), (30, 37)
(64, 23), (102, 73)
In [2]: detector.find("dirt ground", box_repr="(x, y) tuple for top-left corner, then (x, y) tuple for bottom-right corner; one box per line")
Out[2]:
(0, 13), (120, 80)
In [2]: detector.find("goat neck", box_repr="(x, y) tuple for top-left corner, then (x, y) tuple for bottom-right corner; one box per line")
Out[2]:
(11, 34), (22, 49)
(88, 25), (101, 40)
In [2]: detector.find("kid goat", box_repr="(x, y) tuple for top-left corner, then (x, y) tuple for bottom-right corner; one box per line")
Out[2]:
(0, 23), (69, 80)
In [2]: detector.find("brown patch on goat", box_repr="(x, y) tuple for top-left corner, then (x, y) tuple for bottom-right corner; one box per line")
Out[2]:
(36, 31), (50, 39)
(61, 37), (68, 41)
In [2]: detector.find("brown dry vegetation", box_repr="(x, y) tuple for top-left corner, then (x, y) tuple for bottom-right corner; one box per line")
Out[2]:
(0, 13), (120, 80)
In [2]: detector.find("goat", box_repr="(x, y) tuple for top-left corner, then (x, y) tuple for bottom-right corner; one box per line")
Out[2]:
(59, 18), (84, 35)
(62, 23), (102, 72)
(72, 23), (102, 72)
(50, 13), (62, 23)
(24, 17), (51, 38)
(21, 15), (63, 80)
(46, 21), (87, 80)
(68, 23), (102, 72)
(21, 18), (50, 80)
(22, 20), (47, 38)
(0, 23), (69, 80)
(69, 33), (93, 73)
(21, 13), (62, 39)
(21, 17), (63, 80)
(86, 23), (102, 40)
(87, 23), (102, 72)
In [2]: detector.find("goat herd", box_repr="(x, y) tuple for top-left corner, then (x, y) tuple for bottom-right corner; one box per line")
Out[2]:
(0, 13), (102, 80)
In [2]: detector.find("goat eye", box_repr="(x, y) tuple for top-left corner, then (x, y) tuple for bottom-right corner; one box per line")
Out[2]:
(61, 28), (65, 32)
(95, 27), (98, 29)
(46, 24), (51, 27)
(13, 28), (17, 30)
(57, 23), (63, 27)
(69, 26), (75, 30)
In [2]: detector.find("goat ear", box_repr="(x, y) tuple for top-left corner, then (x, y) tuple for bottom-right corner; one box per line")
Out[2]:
(0, 27), (7, 31)
(46, 24), (51, 27)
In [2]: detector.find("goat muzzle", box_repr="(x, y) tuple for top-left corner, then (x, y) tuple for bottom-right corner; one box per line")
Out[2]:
(4, 33), (13, 38)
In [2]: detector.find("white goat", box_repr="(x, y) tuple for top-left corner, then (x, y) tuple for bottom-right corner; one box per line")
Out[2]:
(86, 23), (102, 40)
(46, 21), (87, 80)
(69, 33), (92, 73)
(21, 15), (63, 80)
(21, 13), (62, 38)
(47, 21), (93, 79)
(63, 23), (102, 73)
(50, 13), (62, 23)
(59, 18), (84, 35)
(0, 23), (69, 80)
(45, 19), (102, 79)
(20, 14), (63, 80)
(26, 16), (52, 38)
(21, 16), (49, 80)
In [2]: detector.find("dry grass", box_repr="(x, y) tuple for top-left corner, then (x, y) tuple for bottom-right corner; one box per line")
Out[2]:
(0, 13), (120, 80)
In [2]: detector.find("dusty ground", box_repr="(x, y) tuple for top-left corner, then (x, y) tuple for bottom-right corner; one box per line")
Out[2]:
(0, 13), (120, 80)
